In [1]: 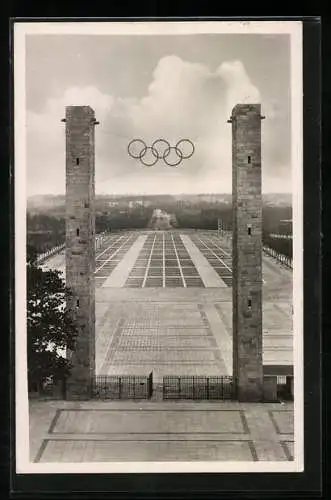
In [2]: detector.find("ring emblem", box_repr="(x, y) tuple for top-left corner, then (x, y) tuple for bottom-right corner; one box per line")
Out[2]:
(128, 138), (195, 166)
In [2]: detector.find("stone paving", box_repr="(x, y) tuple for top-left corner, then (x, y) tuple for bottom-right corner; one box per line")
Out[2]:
(181, 234), (226, 287)
(95, 287), (292, 378)
(124, 232), (205, 288)
(29, 400), (294, 463)
(94, 233), (139, 287)
(189, 233), (233, 286)
(42, 231), (292, 290)
(42, 233), (293, 376)
(34, 230), (294, 463)
(102, 234), (147, 287)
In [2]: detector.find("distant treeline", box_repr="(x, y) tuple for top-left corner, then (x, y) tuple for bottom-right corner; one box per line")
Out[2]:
(27, 204), (292, 257)
(174, 205), (292, 233)
(174, 205), (232, 230)
(27, 208), (154, 253)
(96, 207), (154, 232)
(262, 206), (292, 234)
(173, 205), (293, 260)
(27, 214), (65, 253)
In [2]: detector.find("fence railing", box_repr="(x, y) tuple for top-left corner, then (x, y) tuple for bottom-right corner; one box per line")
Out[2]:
(92, 373), (153, 400)
(35, 232), (109, 264)
(36, 244), (65, 264)
(95, 231), (108, 250)
(162, 375), (234, 400)
(214, 233), (292, 270)
(29, 372), (293, 401)
(263, 245), (293, 269)
(269, 233), (293, 240)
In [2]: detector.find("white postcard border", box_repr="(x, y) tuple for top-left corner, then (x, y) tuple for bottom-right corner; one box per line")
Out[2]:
(14, 19), (303, 474)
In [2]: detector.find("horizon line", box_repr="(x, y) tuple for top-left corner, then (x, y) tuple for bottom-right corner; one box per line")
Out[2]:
(27, 192), (292, 198)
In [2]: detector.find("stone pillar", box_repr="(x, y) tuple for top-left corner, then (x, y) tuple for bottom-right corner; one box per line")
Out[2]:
(230, 103), (265, 402)
(63, 106), (98, 400)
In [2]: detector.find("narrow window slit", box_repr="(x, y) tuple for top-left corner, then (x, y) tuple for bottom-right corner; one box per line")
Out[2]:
(76, 299), (80, 308)
(76, 228), (79, 236)
(248, 155), (251, 164)
(248, 299), (252, 309)
(76, 158), (80, 165)
(247, 225), (252, 235)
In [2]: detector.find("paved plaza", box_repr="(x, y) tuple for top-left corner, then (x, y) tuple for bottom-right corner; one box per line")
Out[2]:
(44, 230), (292, 291)
(35, 230), (294, 463)
(30, 400), (294, 463)
(43, 230), (292, 378)
(94, 287), (292, 378)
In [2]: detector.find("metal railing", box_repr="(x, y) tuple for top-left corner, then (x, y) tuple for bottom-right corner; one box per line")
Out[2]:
(214, 233), (293, 270)
(269, 233), (293, 240)
(35, 231), (109, 264)
(162, 375), (234, 400)
(36, 244), (65, 264)
(92, 373), (153, 400)
(29, 373), (293, 402)
(95, 231), (108, 250)
(263, 245), (293, 269)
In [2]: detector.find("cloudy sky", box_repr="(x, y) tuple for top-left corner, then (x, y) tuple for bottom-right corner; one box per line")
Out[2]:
(25, 33), (291, 196)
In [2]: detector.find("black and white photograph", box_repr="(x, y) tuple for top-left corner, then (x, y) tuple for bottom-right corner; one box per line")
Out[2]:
(14, 20), (303, 473)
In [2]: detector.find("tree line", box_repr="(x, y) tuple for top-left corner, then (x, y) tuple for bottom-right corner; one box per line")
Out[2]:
(27, 204), (292, 259)
(27, 213), (65, 253)
(174, 206), (233, 230)
(95, 207), (154, 232)
(27, 208), (155, 253)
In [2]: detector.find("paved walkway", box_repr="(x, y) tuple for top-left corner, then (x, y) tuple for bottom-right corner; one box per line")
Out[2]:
(94, 287), (292, 378)
(204, 303), (233, 374)
(41, 231), (293, 293)
(217, 235), (292, 287)
(96, 297), (228, 378)
(181, 234), (226, 287)
(32, 231), (294, 465)
(189, 234), (233, 286)
(102, 235), (147, 287)
(29, 400), (294, 463)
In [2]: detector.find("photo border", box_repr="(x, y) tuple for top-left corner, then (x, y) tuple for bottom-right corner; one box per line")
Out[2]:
(8, 16), (322, 497)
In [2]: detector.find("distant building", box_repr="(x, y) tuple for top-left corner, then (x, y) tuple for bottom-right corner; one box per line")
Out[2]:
(128, 200), (148, 209)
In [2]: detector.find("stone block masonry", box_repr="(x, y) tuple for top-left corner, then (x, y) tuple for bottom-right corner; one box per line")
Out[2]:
(63, 106), (98, 399)
(231, 104), (264, 402)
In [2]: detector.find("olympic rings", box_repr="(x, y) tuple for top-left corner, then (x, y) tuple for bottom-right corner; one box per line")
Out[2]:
(127, 138), (195, 166)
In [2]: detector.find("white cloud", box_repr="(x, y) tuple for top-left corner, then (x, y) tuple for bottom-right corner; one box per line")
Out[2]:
(26, 56), (288, 196)
(217, 60), (261, 115)
(129, 55), (216, 140)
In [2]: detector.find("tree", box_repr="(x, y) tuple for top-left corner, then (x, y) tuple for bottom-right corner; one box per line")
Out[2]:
(26, 245), (78, 393)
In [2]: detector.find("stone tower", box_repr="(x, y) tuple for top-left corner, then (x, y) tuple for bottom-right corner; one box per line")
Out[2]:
(230, 103), (264, 402)
(63, 106), (98, 399)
